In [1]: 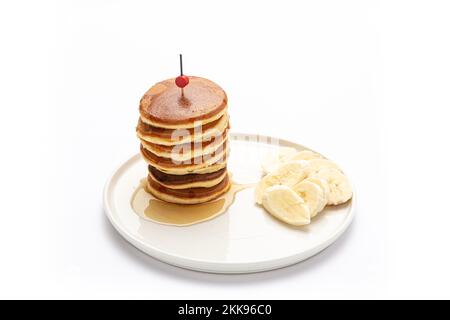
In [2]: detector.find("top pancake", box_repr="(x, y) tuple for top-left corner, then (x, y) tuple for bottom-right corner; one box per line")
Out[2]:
(139, 76), (228, 129)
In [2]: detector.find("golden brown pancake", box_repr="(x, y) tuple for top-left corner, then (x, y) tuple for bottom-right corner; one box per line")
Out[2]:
(140, 140), (229, 174)
(139, 76), (227, 129)
(148, 166), (227, 189)
(137, 76), (230, 204)
(137, 113), (224, 139)
(140, 130), (228, 160)
(137, 113), (229, 146)
(146, 173), (231, 204)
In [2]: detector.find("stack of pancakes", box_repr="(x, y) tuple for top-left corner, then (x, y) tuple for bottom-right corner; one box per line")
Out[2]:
(137, 76), (231, 204)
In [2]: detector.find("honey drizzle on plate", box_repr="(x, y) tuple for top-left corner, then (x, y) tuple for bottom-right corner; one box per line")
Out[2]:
(131, 178), (253, 226)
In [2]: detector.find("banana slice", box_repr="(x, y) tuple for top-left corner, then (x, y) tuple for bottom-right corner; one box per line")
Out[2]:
(312, 167), (352, 205)
(262, 185), (311, 226)
(305, 158), (342, 175)
(305, 176), (330, 206)
(255, 161), (309, 204)
(292, 180), (327, 217)
(291, 150), (323, 161)
(261, 147), (298, 174)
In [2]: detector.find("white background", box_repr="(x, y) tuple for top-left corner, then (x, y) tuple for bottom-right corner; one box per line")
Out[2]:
(0, 0), (449, 299)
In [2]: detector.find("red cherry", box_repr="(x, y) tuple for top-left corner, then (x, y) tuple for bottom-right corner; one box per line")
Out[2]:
(175, 75), (189, 88)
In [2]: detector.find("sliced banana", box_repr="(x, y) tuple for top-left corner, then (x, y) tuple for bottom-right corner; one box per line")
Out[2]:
(312, 167), (352, 205)
(292, 180), (327, 217)
(262, 185), (311, 226)
(305, 176), (330, 205)
(291, 150), (323, 161)
(255, 161), (309, 204)
(261, 147), (298, 174)
(305, 158), (342, 175)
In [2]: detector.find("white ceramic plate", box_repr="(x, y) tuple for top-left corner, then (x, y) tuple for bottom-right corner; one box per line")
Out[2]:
(103, 133), (355, 273)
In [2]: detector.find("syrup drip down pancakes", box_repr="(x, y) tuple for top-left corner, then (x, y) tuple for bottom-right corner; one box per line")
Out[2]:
(137, 76), (231, 204)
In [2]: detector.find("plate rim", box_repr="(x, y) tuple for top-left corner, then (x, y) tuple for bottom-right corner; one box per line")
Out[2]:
(103, 132), (356, 273)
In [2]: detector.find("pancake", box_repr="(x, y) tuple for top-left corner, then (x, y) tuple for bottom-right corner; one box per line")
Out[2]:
(137, 75), (231, 204)
(137, 113), (229, 146)
(137, 113), (224, 139)
(148, 166), (228, 189)
(139, 76), (227, 129)
(146, 173), (231, 204)
(140, 142), (229, 175)
(141, 130), (228, 161)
